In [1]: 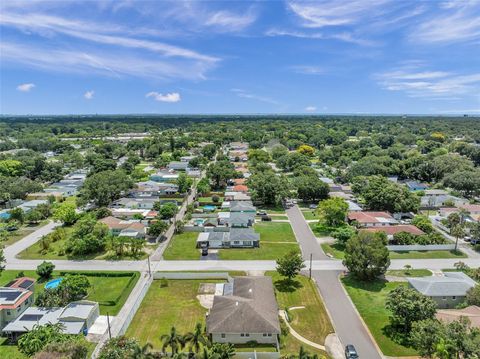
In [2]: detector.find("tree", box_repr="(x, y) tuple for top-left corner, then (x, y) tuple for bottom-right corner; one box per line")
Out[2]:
(296, 175), (329, 202)
(161, 326), (185, 355)
(451, 224), (465, 251)
(0, 249), (5, 275)
(466, 284), (480, 306)
(206, 161), (237, 188)
(36, 274), (91, 307)
(276, 250), (305, 282)
(196, 178), (210, 196)
(411, 319), (445, 358)
(297, 145), (315, 157)
(386, 286), (437, 333)
(177, 172), (193, 194)
(331, 226), (356, 244)
(36, 261), (55, 280)
(148, 220), (169, 237)
(248, 171), (290, 205)
(317, 197), (348, 227)
(81, 170), (133, 207)
(201, 144), (217, 159)
(18, 323), (72, 356)
(53, 201), (77, 225)
(343, 231), (390, 281)
(411, 215), (434, 234)
(159, 202), (178, 219)
(99, 336), (143, 359)
(9, 207), (25, 224)
(184, 323), (206, 354)
(443, 169), (480, 198)
(209, 343), (235, 359)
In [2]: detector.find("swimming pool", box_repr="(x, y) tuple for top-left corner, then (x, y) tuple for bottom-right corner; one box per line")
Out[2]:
(45, 277), (63, 290)
(203, 205), (216, 212)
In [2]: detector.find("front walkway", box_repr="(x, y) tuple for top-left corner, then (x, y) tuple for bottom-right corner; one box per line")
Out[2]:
(278, 310), (326, 351)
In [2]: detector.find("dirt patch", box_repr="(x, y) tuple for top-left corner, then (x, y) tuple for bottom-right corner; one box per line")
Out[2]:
(198, 283), (216, 294)
(197, 294), (215, 309)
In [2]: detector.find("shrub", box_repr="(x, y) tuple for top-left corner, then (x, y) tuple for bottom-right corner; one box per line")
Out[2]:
(212, 194), (220, 203)
(36, 261), (55, 280)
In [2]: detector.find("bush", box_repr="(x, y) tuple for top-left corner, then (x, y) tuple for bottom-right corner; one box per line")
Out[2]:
(160, 278), (169, 287)
(212, 194), (220, 203)
(36, 261), (55, 280)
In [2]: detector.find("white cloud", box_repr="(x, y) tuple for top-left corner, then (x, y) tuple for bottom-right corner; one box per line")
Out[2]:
(16, 83), (35, 92)
(376, 63), (480, 99)
(230, 88), (280, 105)
(84, 90), (94, 100)
(204, 10), (257, 31)
(146, 92), (181, 103)
(265, 28), (376, 46)
(305, 106), (317, 112)
(290, 65), (325, 75)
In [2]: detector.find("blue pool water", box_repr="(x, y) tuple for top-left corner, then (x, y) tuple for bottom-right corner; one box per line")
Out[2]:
(45, 277), (63, 290)
(203, 205), (216, 212)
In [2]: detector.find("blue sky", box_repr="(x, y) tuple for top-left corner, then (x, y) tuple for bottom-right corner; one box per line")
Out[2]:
(1, 0), (479, 115)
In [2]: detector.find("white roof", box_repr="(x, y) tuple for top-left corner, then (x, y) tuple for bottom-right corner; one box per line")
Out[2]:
(218, 212), (230, 219)
(60, 302), (96, 320)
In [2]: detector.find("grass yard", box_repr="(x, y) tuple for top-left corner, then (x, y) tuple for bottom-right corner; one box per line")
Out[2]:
(301, 210), (318, 221)
(386, 269), (432, 277)
(2, 220), (50, 247)
(0, 270), (139, 315)
(163, 232), (200, 260)
(308, 223), (333, 237)
(268, 272), (333, 346)
(198, 196), (224, 203)
(342, 276), (417, 357)
(255, 222), (296, 242)
(126, 279), (223, 349)
(218, 242), (299, 260)
(321, 242), (467, 260)
(0, 338), (26, 359)
(257, 205), (286, 214)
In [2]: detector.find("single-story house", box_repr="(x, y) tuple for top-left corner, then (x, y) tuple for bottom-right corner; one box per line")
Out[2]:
(180, 156), (196, 163)
(3, 300), (99, 340)
(229, 142), (249, 151)
(110, 208), (150, 219)
(421, 190), (468, 208)
(186, 168), (202, 178)
(347, 211), (398, 227)
(150, 170), (179, 183)
(230, 201), (256, 213)
(16, 200), (48, 213)
(227, 212), (255, 228)
(440, 204), (480, 222)
(406, 181), (428, 191)
(436, 306), (480, 328)
(197, 228), (260, 248)
(347, 200), (362, 212)
(224, 192), (251, 201)
(168, 161), (189, 171)
(233, 185), (248, 193)
(207, 276), (280, 345)
(0, 278), (36, 330)
(100, 216), (146, 239)
(362, 225), (425, 240)
(407, 272), (477, 309)
(111, 197), (157, 210)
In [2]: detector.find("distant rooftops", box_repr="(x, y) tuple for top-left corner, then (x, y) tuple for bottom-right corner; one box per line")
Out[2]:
(408, 272), (476, 297)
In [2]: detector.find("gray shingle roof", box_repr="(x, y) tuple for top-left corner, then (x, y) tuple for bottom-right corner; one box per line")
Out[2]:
(230, 201), (256, 212)
(207, 277), (280, 334)
(230, 228), (260, 242)
(408, 272), (477, 297)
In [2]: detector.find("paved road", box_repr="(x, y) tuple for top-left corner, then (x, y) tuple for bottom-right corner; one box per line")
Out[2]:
(287, 205), (383, 358)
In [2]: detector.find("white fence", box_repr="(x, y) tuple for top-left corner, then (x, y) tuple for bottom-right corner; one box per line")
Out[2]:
(154, 271), (232, 281)
(387, 244), (456, 252)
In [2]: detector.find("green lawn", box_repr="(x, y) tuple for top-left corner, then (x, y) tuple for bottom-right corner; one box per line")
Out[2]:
(255, 222), (296, 242)
(0, 338), (26, 359)
(321, 242), (467, 260)
(2, 220), (50, 247)
(219, 242), (299, 260)
(308, 223), (333, 237)
(163, 232), (200, 260)
(198, 196), (224, 203)
(17, 226), (151, 260)
(257, 205), (286, 214)
(386, 269), (432, 277)
(126, 279), (223, 349)
(0, 270), (139, 315)
(268, 215), (289, 220)
(342, 276), (417, 357)
(268, 272), (333, 346)
(301, 210), (318, 221)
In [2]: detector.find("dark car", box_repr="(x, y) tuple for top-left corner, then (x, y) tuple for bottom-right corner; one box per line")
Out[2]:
(257, 211), (267, 216)
(201, 248), (208, 256)
(345, 345), (359, 359)
(261, 215), (272, 222)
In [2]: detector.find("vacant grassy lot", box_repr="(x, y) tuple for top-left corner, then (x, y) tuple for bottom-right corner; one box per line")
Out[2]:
(321, 242), (467, 260)
(126, 279), (223, 349)
(255, 222), (296, 242)
(257, 205), (286, 214)
(386, 269), (432, 277)
(163, 232), (199, 260)
(269, 272), (333, 346)
(0, 338), (26, 359)
(2, 220), (50, 247)
(218, 242), (299, 260)
(301, 210), (318, 221)
(0, 270), (139, 315)
(342, 276), (417, 357)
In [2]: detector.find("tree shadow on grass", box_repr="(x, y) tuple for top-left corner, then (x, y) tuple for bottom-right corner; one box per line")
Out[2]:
(274, 278), (303, 293)
(341, 275), (388, 293)
(382, 323), (413, 348)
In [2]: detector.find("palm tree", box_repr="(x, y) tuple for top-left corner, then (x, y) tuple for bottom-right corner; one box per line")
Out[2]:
(161, 326), (185, 355)
(434, 338), (450, 359)
(184, 323), (206, 354)
(132, 343), (154, 358)
(451, 224), (465, 251)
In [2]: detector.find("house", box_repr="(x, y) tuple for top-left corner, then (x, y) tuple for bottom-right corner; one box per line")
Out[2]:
(230, 201), (256, 213)
(407, 272), (477, 309)
(133, 181), (178, 196)
(440, 204), (480, 222)
(436, 306), (480, 328)
(421, 190), (468, 208)
(346, 200), (362, 212)
(233, 185), (248, 193)
(229, 142), (249, 151)
(227, 212), (255, 228)
(168, 161), (189, 171)
(224, 192), (251, 201)
(362, 225), (425, 240)
(347, 211), (398, 227)
(150, 170), (179, 183)
(218, 212), (230, 226)
(111, 197), (157, 210)
(0, 277), (36, 330)
(197, 228), (260, 248)
(207, 276), (280, 345)
(233, 178), (247, 186)
(100, 216), (146, 239)
(186, 168), (201, 178)
(406, 181), (428, 192)
(180, 156), (196, 163)
(110, 208), (150, 219)
(3, 300), (100, 340)
(16, 200), (48, 213)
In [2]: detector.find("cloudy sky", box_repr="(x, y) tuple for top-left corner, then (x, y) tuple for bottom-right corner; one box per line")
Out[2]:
(1, 0), (479, 115)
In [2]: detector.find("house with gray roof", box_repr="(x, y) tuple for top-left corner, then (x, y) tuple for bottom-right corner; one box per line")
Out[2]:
(230, 201), (256, 213)
(168, 161), (189, 171)
(207, 276), (280, 345)
(227, 212), (255, 228)
(196, 228), (259, 249)
(408, 272), (477, 308)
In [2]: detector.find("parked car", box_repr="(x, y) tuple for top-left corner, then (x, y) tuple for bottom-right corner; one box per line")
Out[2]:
(345, 345), (359, 359)
(201, 248), (208, 256)
(257, 211), (267, 216)
(261, 215), (272, 222)
(309, 204), (317, 209)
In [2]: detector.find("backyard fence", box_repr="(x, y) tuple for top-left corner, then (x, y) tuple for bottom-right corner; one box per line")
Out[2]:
(387, 244), (456, 252)
(153, 271), (233, 281)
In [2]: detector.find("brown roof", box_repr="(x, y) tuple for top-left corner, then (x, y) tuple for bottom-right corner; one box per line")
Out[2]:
(362, 225), (425, 236)
(436, 306), (480, 328)
(100, 216), (145, 231)
(234, 178), (246, 185)
(233, 185), (248, 193)
(348, 211), (394, 224)
(207, 276), (280, 334)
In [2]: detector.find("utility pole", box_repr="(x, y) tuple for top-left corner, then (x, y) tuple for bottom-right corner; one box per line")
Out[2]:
(309, 253), (313, 279)
(107, 312), (112, 339)
(147, 256), (152, 277)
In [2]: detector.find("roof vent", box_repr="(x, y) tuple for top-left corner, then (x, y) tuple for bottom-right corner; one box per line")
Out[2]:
(249, 288), (253, 293)
(236, 301), (238, 306)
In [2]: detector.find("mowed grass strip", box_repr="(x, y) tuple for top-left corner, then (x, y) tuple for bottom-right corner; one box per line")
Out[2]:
(218, 242), (299, 260)
(255, 222), (296, 242)
(269, 272), (333, 346)
(163, 232), (200, 260)
(126, 279), (222, 349)
(341, 276), (417, 357)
